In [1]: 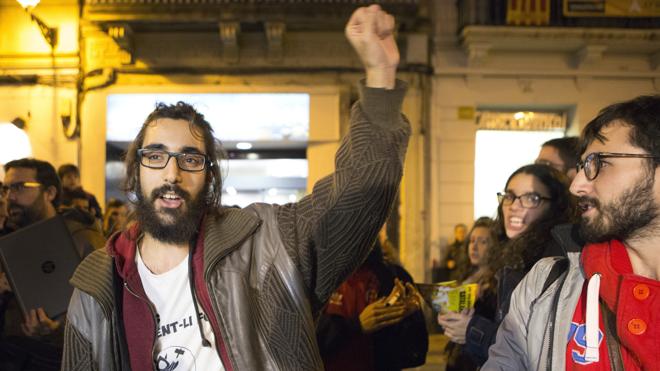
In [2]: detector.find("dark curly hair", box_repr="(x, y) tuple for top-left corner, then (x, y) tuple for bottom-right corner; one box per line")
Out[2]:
(486, 164), (575, 277)
(541, 137), (579, 172)
(4, 158), (62, 208)
(580, 95), (660, 170)
(122, 101), (225, 208)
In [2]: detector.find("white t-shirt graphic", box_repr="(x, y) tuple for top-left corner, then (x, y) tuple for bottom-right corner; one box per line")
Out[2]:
(136, 250), (225, 371)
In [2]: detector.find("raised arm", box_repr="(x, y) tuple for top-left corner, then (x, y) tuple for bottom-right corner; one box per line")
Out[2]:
(277, 5), (410, 312)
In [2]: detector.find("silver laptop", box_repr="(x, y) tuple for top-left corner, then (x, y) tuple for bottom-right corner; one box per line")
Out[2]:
(0, 215), (81, 319)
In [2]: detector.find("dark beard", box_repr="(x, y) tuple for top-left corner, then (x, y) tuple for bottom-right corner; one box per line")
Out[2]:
(7, 195), (49, 230)
(578, 172), (658, 243)
(136, 183), (208, 244)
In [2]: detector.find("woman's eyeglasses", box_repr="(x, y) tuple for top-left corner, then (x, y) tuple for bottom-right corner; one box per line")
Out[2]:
(497, 192), (551, 209)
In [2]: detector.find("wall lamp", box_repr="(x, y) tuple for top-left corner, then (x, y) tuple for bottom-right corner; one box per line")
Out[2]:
(16, 0), (58, 50)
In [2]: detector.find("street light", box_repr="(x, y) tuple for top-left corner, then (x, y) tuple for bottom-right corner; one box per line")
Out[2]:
(0, 118), (33, 165)
(16, 0), (58, 50)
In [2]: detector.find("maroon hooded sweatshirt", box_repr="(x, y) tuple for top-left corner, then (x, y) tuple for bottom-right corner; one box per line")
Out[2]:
(108, 221), (234, 371)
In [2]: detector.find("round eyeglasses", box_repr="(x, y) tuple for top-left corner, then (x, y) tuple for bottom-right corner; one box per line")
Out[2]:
(497, 192), (551, 209)
(137, 149), (212, 172)
(576, 152), (660, 181)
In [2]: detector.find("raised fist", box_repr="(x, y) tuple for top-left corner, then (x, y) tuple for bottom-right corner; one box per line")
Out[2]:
(345, 4), (399, 88)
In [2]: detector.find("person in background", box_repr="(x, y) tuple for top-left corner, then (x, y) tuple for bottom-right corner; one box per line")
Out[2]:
(443, 217), (499, 371)
(433, 223), (467, 282)
(0, 158), (105, 371)
(60, 187), (92, 215)
(0, 183), (9, 236)
(57, 164), (103, 221)
(483, 95), (660, 370)
(316, 239), (428, 371)
(103, 198), (129, 237)
(438, 164), (574, 366)
(536, 136), (580, 180)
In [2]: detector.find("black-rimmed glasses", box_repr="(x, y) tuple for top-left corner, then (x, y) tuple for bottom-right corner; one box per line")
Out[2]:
(497, 192), (551, 209)
(0, 181), (42, 196)
(576, 152), (659, 181)
(137, 149), (212, 172)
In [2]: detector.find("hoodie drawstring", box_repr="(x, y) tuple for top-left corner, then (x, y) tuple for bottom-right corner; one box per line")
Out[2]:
(584, 273), (601, 362)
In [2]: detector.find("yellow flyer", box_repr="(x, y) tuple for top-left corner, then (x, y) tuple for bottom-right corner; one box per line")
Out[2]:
(416, 281), (478, 314)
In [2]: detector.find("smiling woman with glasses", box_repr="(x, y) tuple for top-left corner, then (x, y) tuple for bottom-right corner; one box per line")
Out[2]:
(438, 164), (575, 368)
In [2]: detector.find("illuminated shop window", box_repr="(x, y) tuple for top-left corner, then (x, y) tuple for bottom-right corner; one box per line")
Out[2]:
(106, 93), (309, 207)
(473, 110), (566, 219)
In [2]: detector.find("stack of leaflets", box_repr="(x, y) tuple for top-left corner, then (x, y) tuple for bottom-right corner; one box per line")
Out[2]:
(416, 281), (478, 314)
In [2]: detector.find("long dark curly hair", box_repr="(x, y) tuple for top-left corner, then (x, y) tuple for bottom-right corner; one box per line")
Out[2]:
(484, 164), (575, 281)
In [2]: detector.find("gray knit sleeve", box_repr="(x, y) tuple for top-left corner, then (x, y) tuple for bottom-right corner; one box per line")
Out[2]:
(277, 80), (410, 312)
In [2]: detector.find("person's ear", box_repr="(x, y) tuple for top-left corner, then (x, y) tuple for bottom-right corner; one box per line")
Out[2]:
(43, 185), (58, 203)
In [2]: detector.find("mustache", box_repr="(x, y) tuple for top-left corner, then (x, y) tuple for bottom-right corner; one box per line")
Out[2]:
(577, 196), (600, 211)
(7, 202), (26, 213)
(149, 184), (191, 203)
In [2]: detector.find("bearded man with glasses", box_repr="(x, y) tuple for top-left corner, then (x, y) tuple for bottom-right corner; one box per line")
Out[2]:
(483, 95), (660, 371)
(62, 5), (410, 371)
(0, 158), (105, 371)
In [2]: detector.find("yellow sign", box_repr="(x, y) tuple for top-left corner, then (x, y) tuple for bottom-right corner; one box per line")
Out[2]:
(507, 0), (551, 25)
(564, 0), (660, 17)
(457, 106), (475, 120)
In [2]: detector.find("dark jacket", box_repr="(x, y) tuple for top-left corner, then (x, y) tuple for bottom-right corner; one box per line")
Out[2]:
(317, 247), (428, 371)
(463, 239), (563, 365)
(61, 81), (411, 371)
(61, 208), (106, 258)
(0, 211), (104, 371)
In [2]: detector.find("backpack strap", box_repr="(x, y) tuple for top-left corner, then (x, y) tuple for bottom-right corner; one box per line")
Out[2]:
(601, 301), (624, 371)
(543, 258), (569, 371)
(541, 258), (569, 295)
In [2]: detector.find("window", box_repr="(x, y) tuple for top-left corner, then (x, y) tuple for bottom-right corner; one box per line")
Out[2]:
(473, 110), (566, 219)
(106, 93), (310, 206)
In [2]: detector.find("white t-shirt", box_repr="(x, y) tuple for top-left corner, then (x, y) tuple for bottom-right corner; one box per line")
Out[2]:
(136, 249), (225, 371)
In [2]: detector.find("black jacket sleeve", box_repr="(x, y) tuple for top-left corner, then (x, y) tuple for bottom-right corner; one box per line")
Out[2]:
(316, 313), (363, 358)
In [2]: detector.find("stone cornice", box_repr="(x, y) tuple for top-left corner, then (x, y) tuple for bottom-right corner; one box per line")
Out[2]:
(82, 0), (422, 31)
(0, 53), (79, 72)
(460, 26), (660, 54)
(457, 26), (660, 72)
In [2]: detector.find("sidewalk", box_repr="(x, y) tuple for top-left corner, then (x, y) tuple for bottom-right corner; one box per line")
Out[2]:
(407, 334), (448, 371)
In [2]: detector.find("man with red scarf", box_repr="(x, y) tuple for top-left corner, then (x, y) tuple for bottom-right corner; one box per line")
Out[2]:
(483, 95), (660, 371)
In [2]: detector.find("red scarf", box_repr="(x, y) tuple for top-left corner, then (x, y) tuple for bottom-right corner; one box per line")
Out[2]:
(581, 240), (660, 370)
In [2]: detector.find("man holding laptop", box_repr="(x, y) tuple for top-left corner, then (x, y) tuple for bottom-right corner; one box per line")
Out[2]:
(0, 158), (105, 371)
